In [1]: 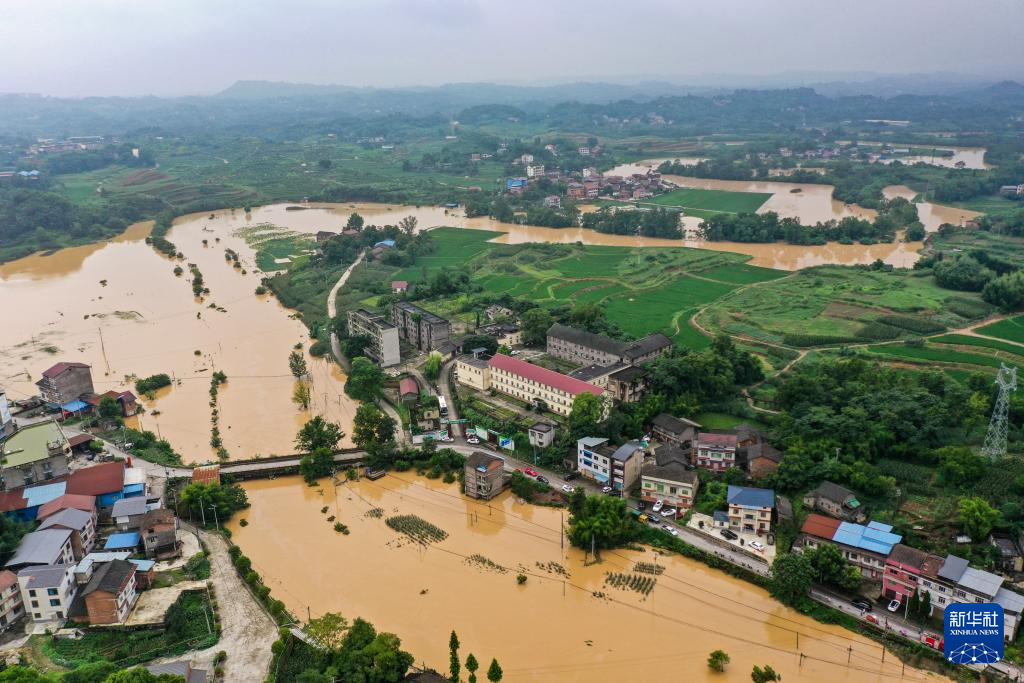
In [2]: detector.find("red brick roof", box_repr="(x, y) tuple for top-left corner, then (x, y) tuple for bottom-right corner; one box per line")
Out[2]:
(488, 354), (604, 397)
(800, 513), (842, 540)
(192, 465), (220, 485)
(698, 432), (738, 447)
(37, 494), (96, 520)
(0, 570), (16, 591)
(399, 377), (418, 395)
(41, 362), (90, 379)
(66, 462), (124, 496)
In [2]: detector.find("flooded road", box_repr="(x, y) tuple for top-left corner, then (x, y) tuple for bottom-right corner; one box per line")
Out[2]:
(0, 207), (358, 463)
(227, 474), (942, 682)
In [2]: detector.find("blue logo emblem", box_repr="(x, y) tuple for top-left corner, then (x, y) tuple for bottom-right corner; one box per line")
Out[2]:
(944, 603), (1004, 663)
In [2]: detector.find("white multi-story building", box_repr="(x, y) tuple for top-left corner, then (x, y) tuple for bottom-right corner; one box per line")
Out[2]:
(346, 309), (401, 367)
(17, 564), (77, 623)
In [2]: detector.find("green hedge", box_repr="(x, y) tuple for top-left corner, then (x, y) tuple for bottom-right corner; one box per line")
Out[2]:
(877, 315), (945, 334)
(782, 334), (860, 347)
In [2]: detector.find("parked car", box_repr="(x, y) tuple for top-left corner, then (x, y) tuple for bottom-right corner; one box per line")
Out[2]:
(852, 598), (873, 612)
(652, 500), (664, 512)
(750, 541), (765, 552)
(887, 599), (901, 613)
(661, 524), (679, 537)
(563, 472), (578, 481)
(647, 514), (662, 524)
(524, 468), (538, 477)
(601, 486), (613, 494)
(660, 507), (677, 518)
(720, 528), (738, 540)
(466, 436), (480, 445)
(536, 475), (549, 485)
(607, 489), (622, 497)
(636, 501), (646, 511)
(561, 484), (575, 493)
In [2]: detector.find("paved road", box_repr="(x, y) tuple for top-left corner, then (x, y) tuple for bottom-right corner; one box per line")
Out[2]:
(327, 249), (366, 361)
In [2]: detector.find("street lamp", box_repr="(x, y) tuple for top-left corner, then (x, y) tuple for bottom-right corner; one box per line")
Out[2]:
(207, 505), (220, 530)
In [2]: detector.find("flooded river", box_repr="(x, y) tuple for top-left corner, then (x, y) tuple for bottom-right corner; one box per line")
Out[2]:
(227, 474), (942, 682)
(848, 142), (990, 170)
(0, 207), (359, 463)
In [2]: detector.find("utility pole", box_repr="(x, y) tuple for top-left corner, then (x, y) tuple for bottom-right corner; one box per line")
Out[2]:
(97, 327), (111, 375)
(208, 505), (219, 530)
(200, 504), (206, 526)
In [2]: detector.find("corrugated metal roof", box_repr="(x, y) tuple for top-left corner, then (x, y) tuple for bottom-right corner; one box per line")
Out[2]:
(958, 567), (1003, 598)
(801, 513), (842, 539)
(727, 485), (775, 509)
(104, 531), (141, 550)
(832, 520), (902, 555)
(489, 354), (604, 397)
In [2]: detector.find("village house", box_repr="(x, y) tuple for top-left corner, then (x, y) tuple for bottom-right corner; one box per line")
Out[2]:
(567, 183), (586, 200)
(104, 531), (142, 553)
(526, 164), (545, 178)
(0, 420), (71, 489)
(653, 443), (690, 468)
(85, 390), (138, 417)
(191, 465), (220, 486)
(739, 442), (782, 478)
(399, 377), (419, 405)
(477, 323), (522, 347)
(392, 302), (452, 353)
(803, 481), (866, 522)
(882, 543), (930, 606)
(569, 362), (650, 404)
(577, 438), (643, 491)
(527, 422), (555, 449)
(141, 509), (180, 560)
(918, 553), (1024, 641)
(641, 462), (699, 510)
(727, 486), (774, 534)
(347, 308), (401, 367)
(111, 496), (149, 531)
(0, 571), (23, 630)
(798, 515), (901, 580)
(649, 413), (700, 450)
(17, 564), (77, 623)
(315, 231), (337, 244)
(37, 508), (96, 557)
(7, 529), (77, 570)
(544, 195), (561, 208)
(391, 280), (409, 293)
(76, 559), (138, 625)
(454, 355), (491, 391)
(546, 324), (671, 368)
(695, 432), (738, 471)
(36, 362), (94, 407)
(464, 451), (505, 500)
(990, 533), (1024, 574)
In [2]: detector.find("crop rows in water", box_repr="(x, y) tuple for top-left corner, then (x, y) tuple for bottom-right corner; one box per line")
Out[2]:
(604, 572), (656, 596)
(385, 514), (448, 545)
(364, 507), (384, 519)
(632, 561), (665, 576)
(535, 560), (571, 578)
(466, 554), (507, 573)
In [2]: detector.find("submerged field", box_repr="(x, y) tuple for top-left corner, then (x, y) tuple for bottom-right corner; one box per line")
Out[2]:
(643, 187), (772, 214)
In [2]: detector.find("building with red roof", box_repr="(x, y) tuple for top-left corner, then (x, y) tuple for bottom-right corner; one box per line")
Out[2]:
(192, 465), (220, 486)
(36, 362), (94, 406)
(695, 432), (739, 472)
(37, 494), (96, 521)
(67, 462), (126, 507)
(0, 570), (23, 630)
(487, 353), (604, 417)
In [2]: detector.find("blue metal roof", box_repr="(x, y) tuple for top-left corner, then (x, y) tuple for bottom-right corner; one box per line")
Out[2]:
(104, 531), (141, 550)
(833, 520), (902, 555)
(61, 400), (89, 413)
(24, 482), (67, 508)
(130, 559), (155, 572)
(374, 239), (396, 248)
(727, 485), (775, 509)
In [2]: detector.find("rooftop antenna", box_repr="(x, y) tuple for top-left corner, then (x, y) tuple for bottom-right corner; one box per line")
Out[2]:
(982, 364), (1017, 460)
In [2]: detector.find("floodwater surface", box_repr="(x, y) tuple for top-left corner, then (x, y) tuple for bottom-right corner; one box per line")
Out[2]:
(226, 474), (944, 682)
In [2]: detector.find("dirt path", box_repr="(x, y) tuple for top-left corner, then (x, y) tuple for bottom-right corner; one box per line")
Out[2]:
(196, 528), (277, 682)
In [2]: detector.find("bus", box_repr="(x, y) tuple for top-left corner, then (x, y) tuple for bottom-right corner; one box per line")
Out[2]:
(437, 395), (448, 418)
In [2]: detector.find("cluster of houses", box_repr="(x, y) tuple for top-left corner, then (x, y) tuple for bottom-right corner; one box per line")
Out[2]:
(347, 302), (454, 369)
(505, 166), (667, 203)
(0, 418), (180, 631)
(34, 362), (137, 420)
(796, 481), (1024, 642)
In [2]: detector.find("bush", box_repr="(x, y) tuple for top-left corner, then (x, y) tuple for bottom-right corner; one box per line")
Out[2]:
(782, 334), (859, 347)
(135, 373), (172, 394)
(516, 574), (527, 585)
(184, 552), (211, 580)
(877, 315), (945, 334)
(854, 321), (901, 341)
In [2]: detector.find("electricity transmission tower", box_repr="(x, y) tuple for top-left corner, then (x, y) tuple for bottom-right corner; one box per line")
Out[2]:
(982, 364), (1017, 460)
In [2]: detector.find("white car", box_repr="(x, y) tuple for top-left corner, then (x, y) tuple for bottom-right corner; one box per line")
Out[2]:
(601, 486), (613, 494)
(561, 484), (575, 493)
(652, 500), (664, 513)
(466, 436), (480, 445)
(887, 599), (901, 613)
(660, 507), (677, 518)
(750, 541), (765, 552)
(661, 524), (679, 537)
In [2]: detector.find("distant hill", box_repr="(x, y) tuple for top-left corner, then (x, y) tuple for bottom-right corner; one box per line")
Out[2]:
(217, 80), (363, 99)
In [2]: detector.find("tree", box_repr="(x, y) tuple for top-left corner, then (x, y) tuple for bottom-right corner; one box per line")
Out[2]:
(399, 215), (418, 236)
(102, 668), (185, 682)
(352, 404), (396, 448)
(750, 665), (781, 682)
(300, 448), (336, 484)
(520, 308), (553, 347)
(769, 553), (812, 605)
(959, 496), (1000, 540)
(97, 396), (122, 421)
(296, 416), (345, 452)
(459, 335), (498, 356)
(935, 446), (985, 486)
(62, 661), (117, 683)
(806, 543), (861, 592)
(346, 213), (364, 230)
(179, 482), (249, 523)
(569, 392), (604, 436)
(449, 630), (461, 681)
(292, 380), (311, 410)
(707, 650), (731, 673)
(486, 659), (502, 682)
(424, 352), (443, 381)
(346, 357), (386, 401)
(465, 654), (479, 683)
(306, 612), (349, 651)
(567, 494), (637, 556)
(289, 350), (309, 378)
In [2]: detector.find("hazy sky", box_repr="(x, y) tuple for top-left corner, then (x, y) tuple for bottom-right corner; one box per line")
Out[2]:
(4, 0), (1023, 96)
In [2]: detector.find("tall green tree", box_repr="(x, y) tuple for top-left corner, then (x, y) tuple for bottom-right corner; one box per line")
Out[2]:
(806, 543), (862, 592)
(306, 612), (349, 651)
(707, 649), (731, 673)
(300, 448), (335, 484)
(486, 659), (502, 682)
(97, 396), (122, 421)
(296, 416), (345, 452)
(449, 630), (461, 681)
(352, 404), (396, 448)
(465, 654), (479, 683)
(346, 357), (386, 401)
(959, 496), (1000, 539)
(520, 308), (553, 347)
(750, 664), (782, 683)
(769, 553), (812, 606)
(569, 392), (604, 436)
(289, 350), (309, 378)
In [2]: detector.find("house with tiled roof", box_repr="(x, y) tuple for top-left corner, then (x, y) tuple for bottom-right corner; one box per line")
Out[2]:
(17, 564), (76, 624)
(803, 481), (866, 522)
(797, 514), (901, 580)
(38, 508), (96, 556)
(37, 494), (95, 522)
(76, 559), (138, 625)
(695, 432), (738, 472)
(919, 553), (1024, 641)
(882, 543), (929, 606)
(0, 570), (24, 631)
(649, 413), (700, 450)
(464, 451), (505, 500)
(36, 362), (94, 407)
(7, 529), (76, 570)
(641, 462), (698, 510)
(727, 486), (775, 534)
(485, 354), (605, 418)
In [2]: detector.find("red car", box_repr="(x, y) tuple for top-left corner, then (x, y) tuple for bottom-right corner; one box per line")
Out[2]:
(524, 468), (539, 477)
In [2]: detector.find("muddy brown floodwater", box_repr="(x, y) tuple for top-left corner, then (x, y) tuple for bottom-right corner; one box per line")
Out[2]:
(227, 474), (944, 682)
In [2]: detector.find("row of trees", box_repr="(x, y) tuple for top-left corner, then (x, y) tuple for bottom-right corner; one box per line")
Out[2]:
(580, 206), (683, 238)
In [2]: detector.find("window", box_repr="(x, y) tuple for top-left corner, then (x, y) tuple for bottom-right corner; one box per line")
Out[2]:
(28, 590), (36, 597)
(49, 599), (59, 607)
(47, 588), (58, 596)
(30, 601), (38, 608)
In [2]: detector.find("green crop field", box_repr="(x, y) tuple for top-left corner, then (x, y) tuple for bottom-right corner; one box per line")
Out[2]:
(867, 343), (1007, 369)
(696, 263), (788, 285)
(701, 266), (985, 345)
(644, 187), (772, 214)
(975, 316), (1024, 344)
(931, 334), (1024, 360)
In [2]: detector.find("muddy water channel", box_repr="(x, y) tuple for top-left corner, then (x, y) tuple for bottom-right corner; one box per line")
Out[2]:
(0, 208), (358, 462)
(227, 474), (942, 682)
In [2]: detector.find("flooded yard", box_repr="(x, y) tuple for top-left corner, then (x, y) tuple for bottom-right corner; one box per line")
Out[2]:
(226, 474), (943, 682)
